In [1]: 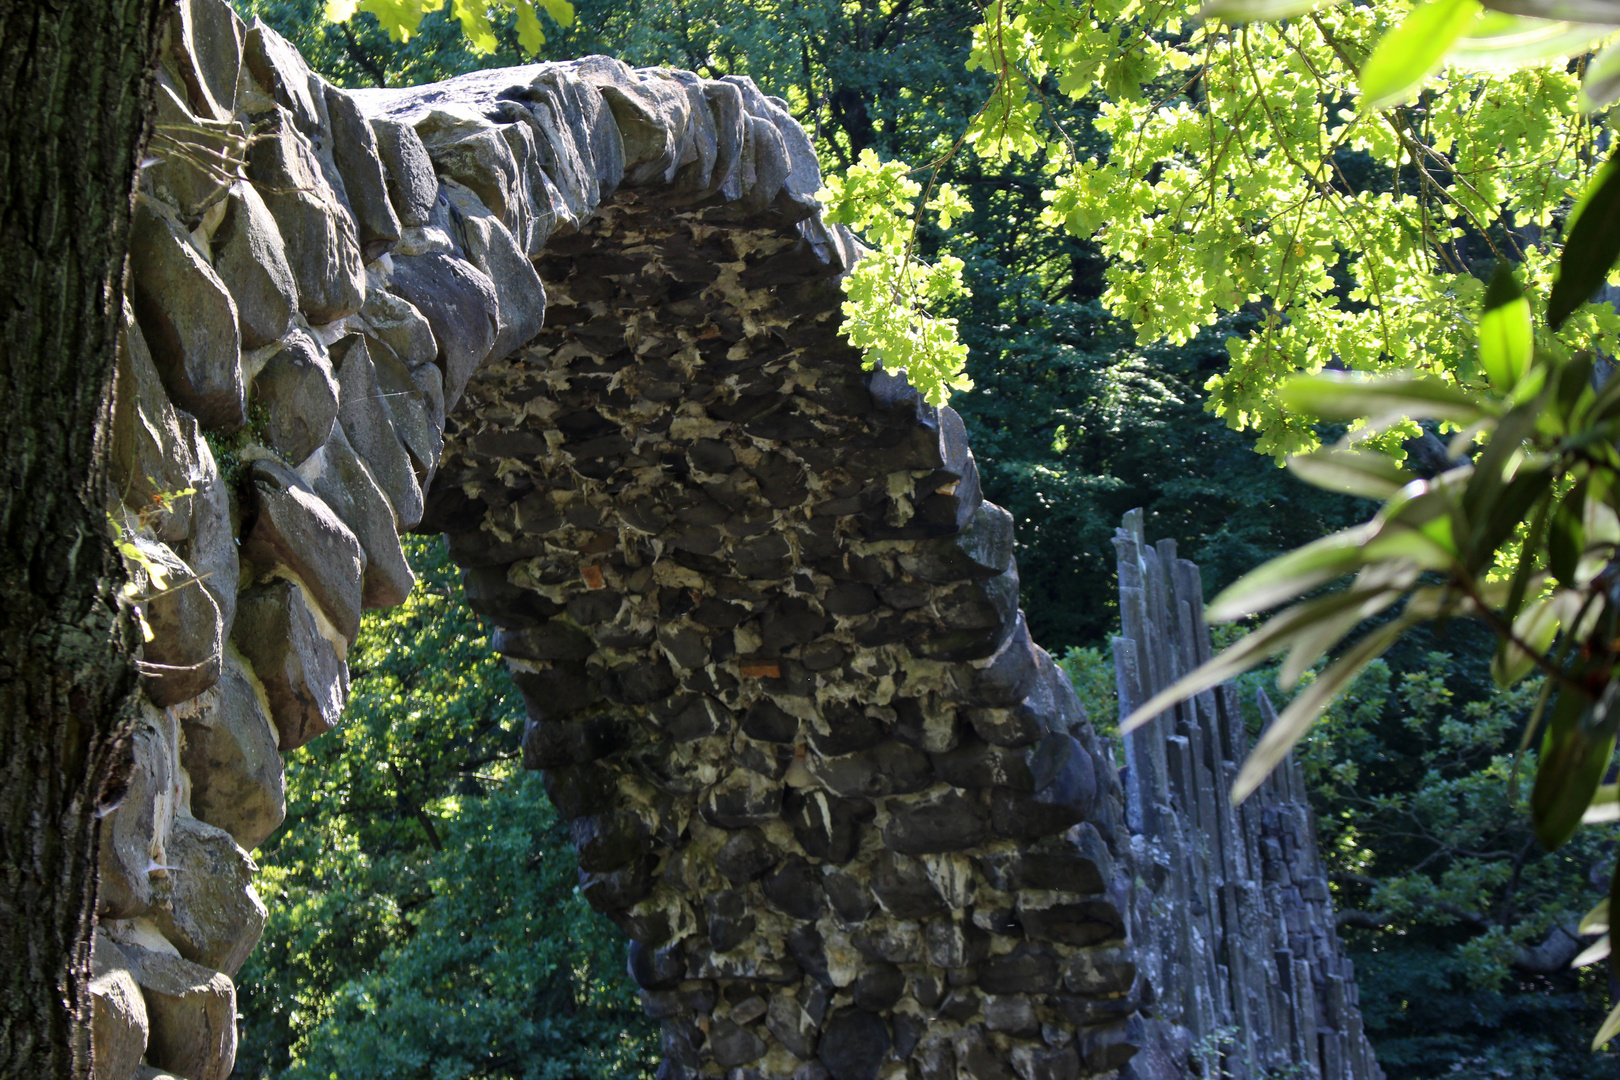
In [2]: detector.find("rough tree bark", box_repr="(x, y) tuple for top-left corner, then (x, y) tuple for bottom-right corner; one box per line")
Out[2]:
(0, 1), (166, 1077)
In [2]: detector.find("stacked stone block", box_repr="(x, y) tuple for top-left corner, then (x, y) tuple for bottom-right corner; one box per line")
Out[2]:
(97, 1), (1384, 1076)
(1112, 510), (1384, 1080)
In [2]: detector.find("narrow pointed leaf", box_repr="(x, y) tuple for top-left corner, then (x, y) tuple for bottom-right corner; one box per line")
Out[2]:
(1204, 0), (1340, 19)
(1583, 36), (1620, 107)
(1584, 783), (1620, 822)
(1477, 263), (1533, 390)
(1582, 896), (1612, 933)
(1205, 523), (1377, 621)
(1551, 145), (1620, 328)
(1233, 620), (1408, 803)
(1574, 932), (1613, 966)
(1594, 998), (1620, 1050)
(1280, 372), (1488, 424)
(1287, 449), (1416, 500)
(1450, 12), (1617, 67)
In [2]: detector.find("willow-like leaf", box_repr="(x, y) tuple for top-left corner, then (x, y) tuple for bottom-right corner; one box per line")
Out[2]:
(1279, 373), (1489, 424)
(1582, 897), (1613, 933)
(1203, 0), (1340, 18)
(1279, 564), (1420, 689)
(1287, 448), (1416, 500)
(1550, 145), (1620, 328)
(1450, 12), (1617, 69)
(1585, 784), (1620, 823)
(1119, 588), (1395, 734)
(1233, 619), (1409, 803)
(1205, 523), (1378, 621)
(1481, 0), (1620, 21)
(1575, 932), (1613, 967)
(1595, 998), (1620, 1050)
(1493, 593), (1563, 686)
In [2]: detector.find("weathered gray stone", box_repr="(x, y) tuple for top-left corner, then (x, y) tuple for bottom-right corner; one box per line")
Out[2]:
(245, 105), (366, 324)
(243, 18), (320, 130)
(325, 85), (402, 261)
(415, 108), (526, 233)
(231, 577), (349, 751)
(441, 180), (547, 358)
(370, 117), (438, 227)
(128, 201), (245, 431)
(330, 334), (424, 529)
(211, 181), (296, 348)
(251, 330), (338, 464)
(165, 0), (244, 122)
(359, 284), (438, 367)
(710, 1018), (768, 1068)
(90, 931), (148, 1080)
(137, 536), (223, 707)
(817, 1009), (889, 1080)
(98, 704), (179, 919)
(388, 250), (498, 411)
(120, 941), (237, 1080)
(183, 432), (238, 640)
(148, 815), (267, 976)
(179, 649), (286, 850)
(303, 425), (416, 608)
(111, 306), (201, 546)
(242, 457), (365, 641)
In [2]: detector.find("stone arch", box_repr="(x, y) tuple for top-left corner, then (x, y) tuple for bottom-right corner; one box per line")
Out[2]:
(94, 4), (1383, 1079)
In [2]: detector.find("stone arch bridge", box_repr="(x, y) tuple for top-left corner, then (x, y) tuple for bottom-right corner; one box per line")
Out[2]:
(91, 3), (1384, 1079)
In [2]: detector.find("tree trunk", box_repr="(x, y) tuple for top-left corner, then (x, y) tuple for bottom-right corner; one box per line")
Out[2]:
(0, 2), (166, 1076)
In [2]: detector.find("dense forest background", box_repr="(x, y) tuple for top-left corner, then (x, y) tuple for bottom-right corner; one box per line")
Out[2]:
(228, 2), (1618, 1076)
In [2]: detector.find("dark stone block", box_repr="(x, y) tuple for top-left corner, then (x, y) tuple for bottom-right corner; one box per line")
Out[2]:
(701, 771), (784, 828)
(979, 946), (1061, 995)
(825, 581), (878, 616)
(786, 923), (829, 985)
(567, 589), (625, 624)
(493, 621), (594, 661)
(666, 695), (732, 742)
(822, 870), (874, 924)
(978, 848), (1106, 895)
(1063, 947), (1137, 995)
(768, 990), (820, 1059)
(603, 657), (678, 705)
(810, 742), (933, 799)
(784, 789), (872, 864)
(693, 598), (749, 629)
(512, 664), (601, 721)
(911, 971), (945, 1009)
(762, 858), (825, 920)
(579, 857), (654, 912)
(1019, 899), (1124, 948)
(542, 763), (617, 819)
(897, 504), (1014, 584)
(658, 622), (710, 670)
(852, 963), (905, 1012)
(688, 437), (735, 471)
(717, 828), (779, 884)
(760, 597), (829, 652)
(957, 615), (1039, 708)
(932, 739), (1037, 791)
(807, 701), (885, 756)
(629, 938), (686, 989)
(922, 917), (991, 969)
(870, 852), (946, 919)
(1016, 1044), (1081, 1080)
(881, 790), (989, 855)
(818, 1009), (889, 1080)
(706, 889), (757, 953)
(938, 989), (981, 1023)
(521, 715), (618, 769)
(570, 809), (652, 871)
(952, 1027), (1015, 1080)
(1076, 1019), (1138, 1073)
(1047, 995), (1137, 1027)
(737, 738), (793, 779)
(710, 1018), (768, 1068)
(989, 736), (1096, 840)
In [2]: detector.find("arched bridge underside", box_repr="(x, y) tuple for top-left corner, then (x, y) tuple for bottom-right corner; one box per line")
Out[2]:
(94, 4), (1381, 1079)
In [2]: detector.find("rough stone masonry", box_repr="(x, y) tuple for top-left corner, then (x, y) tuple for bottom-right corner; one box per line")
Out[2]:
(92, 2), (1385, 1078)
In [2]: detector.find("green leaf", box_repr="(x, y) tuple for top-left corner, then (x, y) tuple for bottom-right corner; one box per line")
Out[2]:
(1287, 448), (1417, 500)
(1550, 145), (1620, 328)
(1277, 564), (1415, 688)
(1279, 373), (1489, 425)
(1594, 999), (1620, 1050)
(1119, 587), (1396, 734)
(1492, 593), (1562, 686)
(1531, 687), (1613, 850)
(1203, 0), (1340, 20)
(1582, 36), (1620, 108)
(1205, 523), (1378, 621)
(1549, 475), (1588, 584)
(451, 0), (500, 52)
(513, 0), (545, 50)
(1581, 895), (1611, 932)
(1449, 12), (1616, 69)
(1477, 263), (1533, 391)
(1233, 619), (1409, 803)
(537, 0), (576, 28)
(1584, 783), (1620, 822)
(1359, 0), (1485, 112)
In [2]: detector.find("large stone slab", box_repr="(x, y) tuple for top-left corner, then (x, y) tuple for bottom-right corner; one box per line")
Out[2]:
(232, 576), (349, 751)
(127, 202), (245, 431)
(178, 649), (287, 850)
(90, 931), (149, 1080)
(148, 815), (267, 976)
(121, 942), (237, 1080)
(242, 457), (365, 642)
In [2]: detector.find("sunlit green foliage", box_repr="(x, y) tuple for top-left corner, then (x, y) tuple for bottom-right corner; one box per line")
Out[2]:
(233, 537), (656, 1079)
